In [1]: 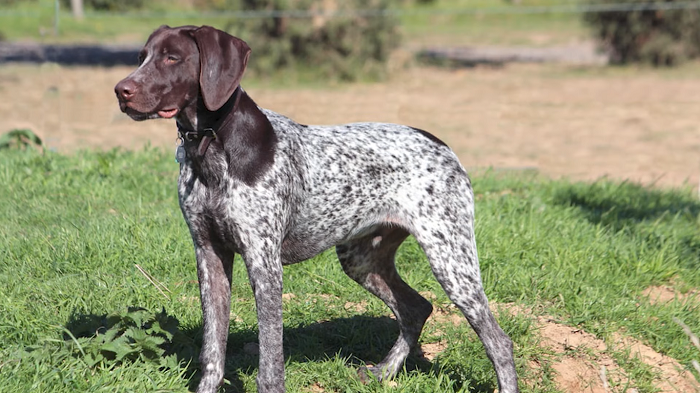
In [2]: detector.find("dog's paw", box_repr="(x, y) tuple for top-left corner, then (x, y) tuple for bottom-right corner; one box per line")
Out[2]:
(357, 365), (374, 384)
(357, 365), (384, 384)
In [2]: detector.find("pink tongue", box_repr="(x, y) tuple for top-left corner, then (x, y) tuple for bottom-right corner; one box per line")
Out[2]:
(158, 109), (178, 118)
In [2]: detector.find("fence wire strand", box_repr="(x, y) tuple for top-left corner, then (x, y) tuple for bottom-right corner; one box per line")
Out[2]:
(2, 2), (700, 19)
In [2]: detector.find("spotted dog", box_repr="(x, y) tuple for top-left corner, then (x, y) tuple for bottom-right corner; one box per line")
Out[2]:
(114, 25), (519, 393)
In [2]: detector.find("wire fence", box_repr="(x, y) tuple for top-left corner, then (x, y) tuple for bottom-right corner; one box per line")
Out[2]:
(2, 1), (700, 19)
(2, 0), (698, 66)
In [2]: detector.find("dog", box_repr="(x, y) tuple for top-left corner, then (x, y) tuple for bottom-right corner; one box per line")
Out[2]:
(114, 25), (518, 393)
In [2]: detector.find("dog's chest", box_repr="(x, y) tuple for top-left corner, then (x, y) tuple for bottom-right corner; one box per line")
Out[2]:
(177, 155), (298, 248)
(177, 163), (253, 249)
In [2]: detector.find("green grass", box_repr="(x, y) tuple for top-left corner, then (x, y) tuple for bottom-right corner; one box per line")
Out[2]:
(0, 0), (589, 46)
(1, 148), (699, 392)
(0, 0), (235, 43)
(401, 0), (589, 47)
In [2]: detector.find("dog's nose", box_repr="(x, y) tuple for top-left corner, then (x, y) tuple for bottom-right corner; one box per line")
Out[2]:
(115, 79), (138, 100)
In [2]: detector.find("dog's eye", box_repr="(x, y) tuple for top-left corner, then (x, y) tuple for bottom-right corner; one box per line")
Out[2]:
(166, 55), (179, 64)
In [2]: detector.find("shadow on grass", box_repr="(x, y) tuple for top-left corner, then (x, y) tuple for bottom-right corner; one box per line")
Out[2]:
(64, 311), (494, 392)
(554, 181), (700, 228)
(553, 180), (700, 268)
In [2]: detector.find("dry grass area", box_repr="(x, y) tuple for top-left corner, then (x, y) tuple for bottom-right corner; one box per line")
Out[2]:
(1, 63), (699, 188)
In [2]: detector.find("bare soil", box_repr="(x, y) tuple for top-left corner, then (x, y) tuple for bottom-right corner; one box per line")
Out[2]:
(1, 63), (698, 188)
(642, 285), (700, 306)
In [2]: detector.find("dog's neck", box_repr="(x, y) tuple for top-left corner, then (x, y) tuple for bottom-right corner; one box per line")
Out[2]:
(177, 87), (278, 186)
(176, 87), (242, 157)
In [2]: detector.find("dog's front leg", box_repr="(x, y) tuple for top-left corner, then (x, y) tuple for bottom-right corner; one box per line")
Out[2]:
(243, 247), (284, 393)
(194, 243), (234, 393)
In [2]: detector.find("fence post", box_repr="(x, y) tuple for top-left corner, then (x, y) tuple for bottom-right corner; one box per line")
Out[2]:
(54, 0), (60, 36)
(71, 0), (84, 20)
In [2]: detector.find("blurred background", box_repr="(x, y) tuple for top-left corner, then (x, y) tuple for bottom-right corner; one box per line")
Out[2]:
(0, 0), (698, 187)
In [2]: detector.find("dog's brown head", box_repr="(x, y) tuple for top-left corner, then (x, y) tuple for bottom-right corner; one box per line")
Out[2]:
(114, 25), (251, 121)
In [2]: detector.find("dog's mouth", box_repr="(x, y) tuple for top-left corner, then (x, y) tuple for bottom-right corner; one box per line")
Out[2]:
(119, 105), (152, 121)
(157, 108), (179, 119)
(119, 102), (179, 121)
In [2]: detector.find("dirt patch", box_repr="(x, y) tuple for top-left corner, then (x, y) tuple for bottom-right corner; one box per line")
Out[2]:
(343, 300), (367, 314)
(612, 333), (700, 392)
(417, 340), (448, 361)
(642, 285), (700, 306)
(535, 316), (699, 392)
(1, 63), (698, 187)
(305, 382), (326, 392)
(536, 316), (628, 392)
(420, 303), (699, 392)
(429, 305), (464, 327)
(419, 291), (438, 301)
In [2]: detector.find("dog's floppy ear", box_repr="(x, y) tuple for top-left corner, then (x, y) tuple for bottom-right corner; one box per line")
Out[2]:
(191, 26), (251, 112)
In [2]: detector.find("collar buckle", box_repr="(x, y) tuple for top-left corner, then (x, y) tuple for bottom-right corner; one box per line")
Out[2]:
(180, 128), (216, 142)
(175, 86), (241, 158)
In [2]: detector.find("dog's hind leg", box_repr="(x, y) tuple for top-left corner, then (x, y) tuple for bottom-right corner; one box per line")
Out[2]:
(414, 218), (519, 393)
(335, 226), (433, 380)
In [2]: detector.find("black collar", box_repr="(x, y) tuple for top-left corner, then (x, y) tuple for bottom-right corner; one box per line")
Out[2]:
(176, 86), (242, 158)
(177, 125), (218, 157)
